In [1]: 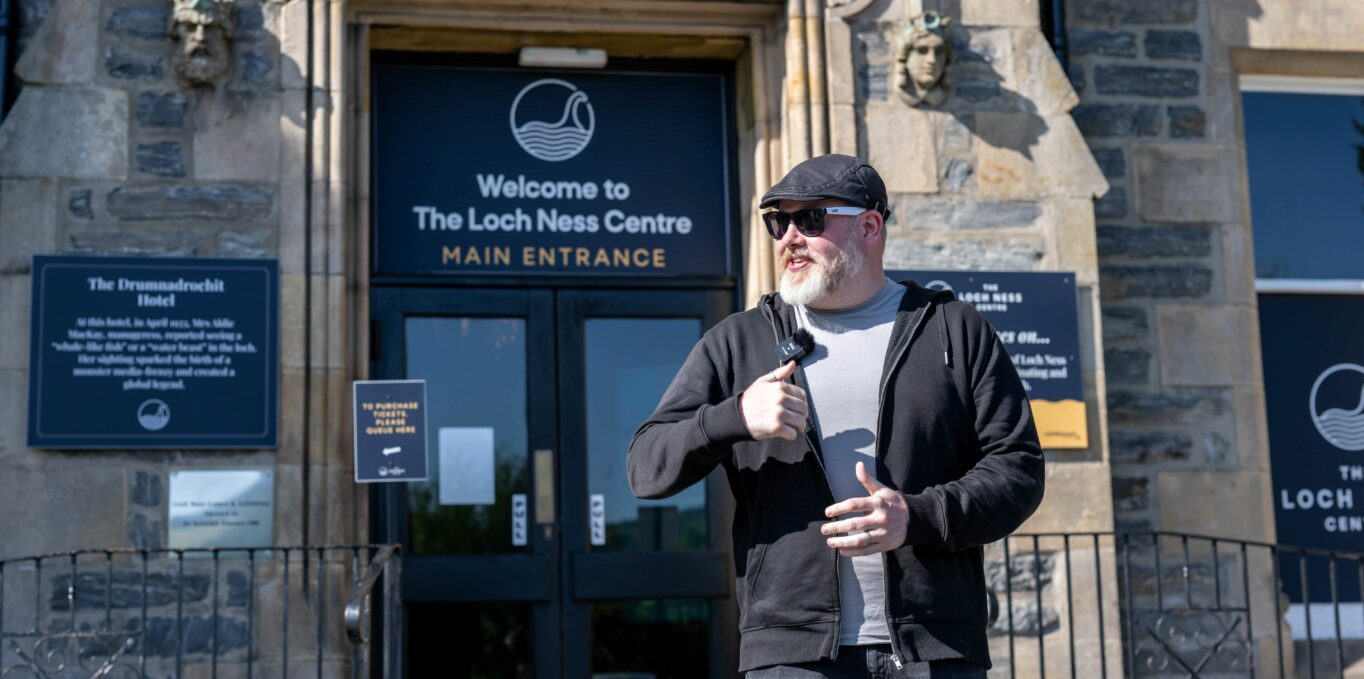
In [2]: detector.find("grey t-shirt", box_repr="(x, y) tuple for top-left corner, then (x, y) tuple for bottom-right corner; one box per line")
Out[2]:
(794, 277), (905, 646)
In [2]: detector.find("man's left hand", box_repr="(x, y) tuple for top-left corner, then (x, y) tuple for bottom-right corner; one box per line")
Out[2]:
(821, 461), (909, 556)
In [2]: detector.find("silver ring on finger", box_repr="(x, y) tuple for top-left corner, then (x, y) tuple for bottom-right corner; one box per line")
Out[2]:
(864, 530), (876, 544)
(769, 369), (779, 382)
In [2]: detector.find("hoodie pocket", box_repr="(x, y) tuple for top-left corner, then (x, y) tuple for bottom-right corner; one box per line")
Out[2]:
(743, 503), (836, 630)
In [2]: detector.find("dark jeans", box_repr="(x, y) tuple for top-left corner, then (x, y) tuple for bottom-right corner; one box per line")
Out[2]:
(745, 645), (987, 679)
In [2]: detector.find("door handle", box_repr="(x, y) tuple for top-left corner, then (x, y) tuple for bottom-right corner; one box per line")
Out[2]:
(534, 448), (554, 525)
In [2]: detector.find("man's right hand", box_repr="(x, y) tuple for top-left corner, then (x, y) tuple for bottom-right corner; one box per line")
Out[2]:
(739, 361), (810, 441)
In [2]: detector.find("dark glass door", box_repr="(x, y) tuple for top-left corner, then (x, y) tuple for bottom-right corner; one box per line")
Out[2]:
(371, 287), (735, 678)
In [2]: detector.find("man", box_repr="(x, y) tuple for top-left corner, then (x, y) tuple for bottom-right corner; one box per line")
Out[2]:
(169, 0), (235, 87)
(628, 154), (1045, 677)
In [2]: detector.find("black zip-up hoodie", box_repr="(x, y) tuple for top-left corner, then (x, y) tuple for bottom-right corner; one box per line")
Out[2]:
(628, 281), (1045, 672)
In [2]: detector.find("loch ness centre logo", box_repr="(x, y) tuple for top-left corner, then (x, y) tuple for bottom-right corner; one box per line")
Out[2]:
(1310, 363), (1364, 452)
(509, 78), (595, 162)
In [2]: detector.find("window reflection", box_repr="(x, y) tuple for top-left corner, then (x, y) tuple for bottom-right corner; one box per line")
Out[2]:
(1244, 90), (1364, 280)
(405, 317), (529, 555)
(585, 319), (706, 551)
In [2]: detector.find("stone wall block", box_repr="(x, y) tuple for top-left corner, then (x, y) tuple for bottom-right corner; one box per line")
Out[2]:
(13, 0), (98, 85)
(276, 181), (305, 275)
(1095, 224), (1211, 258)
(1072, 103), (1160, 138)
(1158, 471), (1271, 542)
(957, 0), (1039, 27)
(1101, 306), (1147, 341)
(1156, 305), (1256, 387)
(0, 178), (58, 273)
(67, 188), (93, 219)
(0, 465), (129, 560)
(1234, 387), (1270, 473)
(195, 93), (283, 181)
(1167, 105), (1206, 138)
(885, 237), (1044, 272)
(66, 228), (203, 256)
(1090, 147), (1124, 180)
(1105, 348), (1150, 384)
(1107, 388), (1229, 427)
(0, 87), (129, 179)
(1034, 115), (1109, 198)
(106, 185), (274, 221)
(1016, 462), (1114, 533)
(279, 275), (304, 370)
(1134, 144), (1239, 223)
(277, 0), (308, 91)
(0, 370), (28, 465)
(1068, 29), (1137, 57)
(1093, 65), (1198, 98)
(1069, 0), (1197, 26)
(136, 92), (189, 129)
(1113, 475), (1149, 512)
(1144, 29), (1202, 60)
(894, 196), (1041, 231)
(1093, 186), (1126, 219)
(1109, 430), (1192, 464)
(105, 48), (164, 81)
(1099, 264), (1213, 300)
(1012, 29), (1080, 116)
(134, 141), (186, 178)
(1048, 199), (1098, 284)
(105, 4), (171, 41)
(0, 275), (31, 371)
(972, 112), (1040, 199)
(217, 228), (273, 258)
(865, 106), (936, 193)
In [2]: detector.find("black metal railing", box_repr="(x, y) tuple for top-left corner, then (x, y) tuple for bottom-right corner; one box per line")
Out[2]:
(0, 545), (401, 679)
(989, 531), (1364, 678)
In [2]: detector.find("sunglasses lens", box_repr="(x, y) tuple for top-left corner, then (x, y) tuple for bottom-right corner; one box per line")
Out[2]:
(792, 209), (825, 237)
(763, 212), (789, 239)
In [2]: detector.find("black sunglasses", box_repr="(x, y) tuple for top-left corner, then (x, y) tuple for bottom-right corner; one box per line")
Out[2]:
(762, 206), (870, 240)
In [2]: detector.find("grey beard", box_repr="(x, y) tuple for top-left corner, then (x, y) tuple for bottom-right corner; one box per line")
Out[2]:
(176, 54), (229, 85)
(779, 239), (864, 307)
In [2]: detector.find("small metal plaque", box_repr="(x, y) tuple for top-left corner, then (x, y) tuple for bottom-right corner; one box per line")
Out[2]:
(511, 494), (528, 547)
(168, 469), (273, 550)
(534, 449), (554, 525)
(589, 494), (606, 546)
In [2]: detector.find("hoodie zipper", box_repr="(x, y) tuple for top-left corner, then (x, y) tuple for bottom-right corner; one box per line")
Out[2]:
(761, 300), (844, 660)
(873, 293), (939, 671)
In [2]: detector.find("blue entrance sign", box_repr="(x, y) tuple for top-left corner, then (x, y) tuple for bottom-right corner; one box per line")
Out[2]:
(1261, 294), (1364, 604)
(28, 255), (278, 448)
(890, 270), (1087, 449)
(353, 380), (429, 483)
(372, 63), (732, 278)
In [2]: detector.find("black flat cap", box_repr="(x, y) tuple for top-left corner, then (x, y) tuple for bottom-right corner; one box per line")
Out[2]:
(759, 154), (890, 216)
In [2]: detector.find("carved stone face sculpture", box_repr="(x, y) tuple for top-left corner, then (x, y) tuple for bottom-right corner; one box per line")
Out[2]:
(169, 0), (235, 87)
(894, 13), (954, 107)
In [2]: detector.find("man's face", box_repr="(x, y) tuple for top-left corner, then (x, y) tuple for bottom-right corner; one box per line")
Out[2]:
(173, 19), (230, 85)
(908, 33), (947, 90)
(773, 199), (867, 307)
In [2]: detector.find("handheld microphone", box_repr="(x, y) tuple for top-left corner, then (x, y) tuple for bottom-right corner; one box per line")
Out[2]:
(776, 328), (816, 364)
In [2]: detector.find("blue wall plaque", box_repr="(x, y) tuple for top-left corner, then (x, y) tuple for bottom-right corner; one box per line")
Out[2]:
(353, 380), (429, 483)
(891, 270), (1087, 449)
(372, 63), (733, 278)
(27, 256), (278, 448)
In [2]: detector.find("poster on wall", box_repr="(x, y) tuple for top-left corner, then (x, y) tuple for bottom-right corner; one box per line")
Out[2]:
(1261, 293), (1364, 610)
(890, 270), (1088, 449)
(371, 63), (733, 278)
(353, 379), (429, 483)
(27, 255), (278, 448)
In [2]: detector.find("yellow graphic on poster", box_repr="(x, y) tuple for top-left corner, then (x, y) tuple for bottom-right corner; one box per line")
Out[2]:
(1030, 399), (1088, 449)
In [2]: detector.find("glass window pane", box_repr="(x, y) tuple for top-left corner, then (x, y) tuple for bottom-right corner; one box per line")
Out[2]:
(1244, 90), (1364, 279)
(585, 318), (706, 551)
(591, 599), (709, 678)
(405, 317), (529, 555)
(408, 603), (533, 678)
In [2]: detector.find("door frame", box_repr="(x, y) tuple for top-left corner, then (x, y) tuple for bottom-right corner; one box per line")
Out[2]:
(369, 285), (739, 677)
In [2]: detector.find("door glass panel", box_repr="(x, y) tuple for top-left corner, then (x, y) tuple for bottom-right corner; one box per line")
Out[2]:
(408, 603), (533, 678)
(584, 319), (706, 551)
(405, 317), (529, 555)
(590, 599), (710, 678)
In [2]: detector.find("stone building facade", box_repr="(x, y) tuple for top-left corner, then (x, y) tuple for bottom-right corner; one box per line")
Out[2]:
(0, 0), (1361, 676)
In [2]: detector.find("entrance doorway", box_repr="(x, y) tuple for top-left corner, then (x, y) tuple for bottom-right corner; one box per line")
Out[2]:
(371, 286), (736, 677)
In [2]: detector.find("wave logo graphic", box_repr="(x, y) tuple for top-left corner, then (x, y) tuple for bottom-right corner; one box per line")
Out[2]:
(509, 79), (595, 162)
(1310, 363), (1364, 452)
